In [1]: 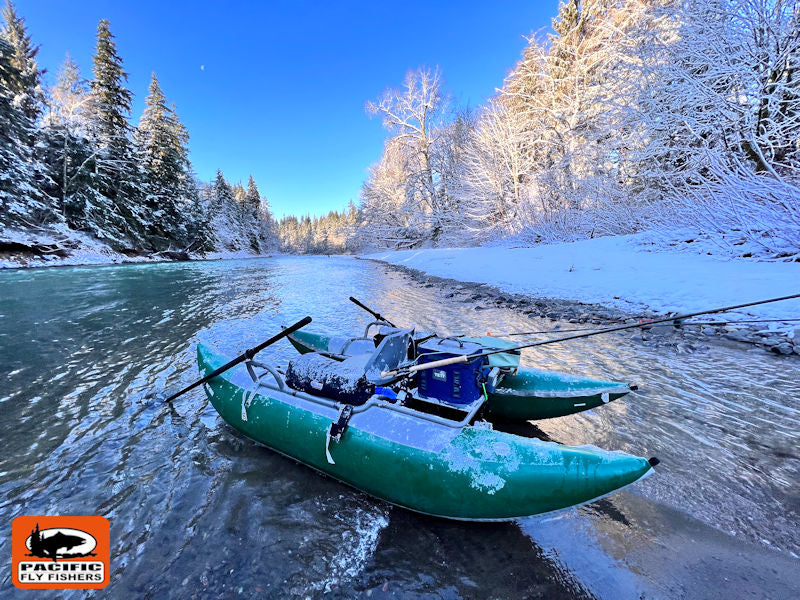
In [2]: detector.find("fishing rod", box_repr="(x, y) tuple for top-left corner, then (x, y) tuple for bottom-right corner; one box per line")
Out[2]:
(382, 293), (800, 377)
(488, 325), (605, 337)
(487, 316), (800, 338)
(677, 317), (800, 326)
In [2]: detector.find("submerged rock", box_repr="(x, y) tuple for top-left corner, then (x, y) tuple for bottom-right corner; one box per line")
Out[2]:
(771, 342), (794, 355)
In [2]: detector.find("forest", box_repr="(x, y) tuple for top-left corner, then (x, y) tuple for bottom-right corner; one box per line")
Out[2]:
(359, 0), (799, 258)
(0, 0), (285, 259)
(1, 0), (798, 261)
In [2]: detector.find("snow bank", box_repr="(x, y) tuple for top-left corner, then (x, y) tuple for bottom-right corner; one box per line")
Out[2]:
(366, 233), (800, 322)
(0, 226), (272, 270)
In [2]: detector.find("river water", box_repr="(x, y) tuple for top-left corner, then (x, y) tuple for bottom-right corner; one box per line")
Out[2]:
(0, 256), (798, 599)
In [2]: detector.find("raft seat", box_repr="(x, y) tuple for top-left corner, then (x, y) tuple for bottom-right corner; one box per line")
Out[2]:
(285, 353), (374, 404)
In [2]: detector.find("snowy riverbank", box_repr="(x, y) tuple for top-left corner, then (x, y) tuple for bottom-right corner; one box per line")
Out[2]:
(0, 228), (273, 269)
(366, 233), (800, 354)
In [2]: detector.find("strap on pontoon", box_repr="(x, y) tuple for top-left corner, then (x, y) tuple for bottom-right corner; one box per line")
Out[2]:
(325, 404), (354, 465)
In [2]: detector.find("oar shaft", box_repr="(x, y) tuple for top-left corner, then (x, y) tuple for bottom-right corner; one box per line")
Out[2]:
(164, 316), (312, 403)
(349, 296), (397, 328)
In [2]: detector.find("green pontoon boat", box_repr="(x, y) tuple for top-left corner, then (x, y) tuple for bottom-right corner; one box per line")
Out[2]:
(286, 326), (634, 421)
(197, 327), (656, 521)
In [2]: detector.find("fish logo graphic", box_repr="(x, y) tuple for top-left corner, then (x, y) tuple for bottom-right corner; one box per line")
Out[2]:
(25, 523), (98, 561)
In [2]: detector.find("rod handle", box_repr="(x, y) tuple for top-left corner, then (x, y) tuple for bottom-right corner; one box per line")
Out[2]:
(382, 354), (468, 378)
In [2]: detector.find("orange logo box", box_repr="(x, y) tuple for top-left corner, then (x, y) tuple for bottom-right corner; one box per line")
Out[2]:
(12, 516), (110, 589)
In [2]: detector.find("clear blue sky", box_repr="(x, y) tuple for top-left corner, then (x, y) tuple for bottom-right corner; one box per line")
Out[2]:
(17, 0), (556, 218)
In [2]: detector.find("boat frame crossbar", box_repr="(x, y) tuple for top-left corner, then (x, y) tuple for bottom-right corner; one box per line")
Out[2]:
(363, 320), (386, 339)
(244, 359), (485, 429)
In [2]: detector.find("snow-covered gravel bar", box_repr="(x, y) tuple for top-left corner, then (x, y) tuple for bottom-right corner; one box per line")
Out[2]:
(366, 234), (800, 322)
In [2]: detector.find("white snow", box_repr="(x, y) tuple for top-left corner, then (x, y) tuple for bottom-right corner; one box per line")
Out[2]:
(366, 233), (800, 323)
(0, 226), (273, 270)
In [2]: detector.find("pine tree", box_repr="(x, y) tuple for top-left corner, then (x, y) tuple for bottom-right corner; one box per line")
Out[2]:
(211, 170), (233, 208)
(0, 36), (49, 228)
(245, 175), (262, 215)
(202, 169), (235, 250)
(91, 20), (132, 159)
(88, 19), (146, 250)
(136, 72), (196, 248)
(549, 0), (583, 81)
(1, 0), (43, 121)
(0, 1), (56, 230)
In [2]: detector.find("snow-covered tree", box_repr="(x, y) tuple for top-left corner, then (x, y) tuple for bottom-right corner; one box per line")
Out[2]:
(88, 19), (147, 249)
(40, 54), (97, 221)
(500, 1), (626, 238)
(203, 170), (274, 253)
(1, 0), (43, 122)
(358, 138), (428, 248)
(365, 66), (451, 243)
(278, 209), (352, 254)
(459, 99), (530, 236)
(430, 107), (474, 242)
(136, 72), (197, 248)
(626, 0), (800, 254)
(244, 175), (261, 216)
(245, 174), (277, 247)
(0, 35), (50, 229)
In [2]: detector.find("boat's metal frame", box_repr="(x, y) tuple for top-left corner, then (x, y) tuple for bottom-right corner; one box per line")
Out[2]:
(243, 359), (486, 429)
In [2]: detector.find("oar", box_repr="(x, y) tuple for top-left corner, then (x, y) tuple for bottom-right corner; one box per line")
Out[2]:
(382, 293), (800, 377)
(349, 296), (397, 328)
(164, 316), (312, 403)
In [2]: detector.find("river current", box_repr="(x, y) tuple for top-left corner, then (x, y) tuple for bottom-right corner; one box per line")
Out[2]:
(0, 256), (798, 598)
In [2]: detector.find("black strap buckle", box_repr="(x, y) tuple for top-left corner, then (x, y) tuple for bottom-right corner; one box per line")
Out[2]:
(329, 404), (354, 442)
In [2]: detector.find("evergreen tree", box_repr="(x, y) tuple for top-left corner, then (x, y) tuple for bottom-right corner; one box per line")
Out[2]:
(88, 19), (147, 250)
(549, 0), (583, 80)
(245, 175), (261, 215)
(1, 0), (43, 121)
(185, 182), (213, 252)
(0, 36), (49, 228)
(203, 169), (235, 250)
(91, 20), (132, 158)
(0, 1), (56, 230)
(136, 72), (195, 247)
(245, 175), (277, 249)
(231, 181), (245, 201)
(211, 170), (234, 210)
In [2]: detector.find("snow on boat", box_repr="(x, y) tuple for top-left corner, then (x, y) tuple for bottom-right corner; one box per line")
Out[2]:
(286, 327), (634, 421)
(197, 332), (656, 521)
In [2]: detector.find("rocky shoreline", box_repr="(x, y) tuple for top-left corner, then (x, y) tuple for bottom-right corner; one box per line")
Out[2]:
(367, 258), (800, 357)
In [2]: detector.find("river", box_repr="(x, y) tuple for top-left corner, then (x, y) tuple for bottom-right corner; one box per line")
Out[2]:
(0, 256), (798, 598)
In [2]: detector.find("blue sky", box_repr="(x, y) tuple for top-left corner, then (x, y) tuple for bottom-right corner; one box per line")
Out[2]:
(18, 1), (556, 218)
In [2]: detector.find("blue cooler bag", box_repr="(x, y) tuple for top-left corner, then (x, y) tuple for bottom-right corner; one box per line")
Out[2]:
(415, 338), (487, 405)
